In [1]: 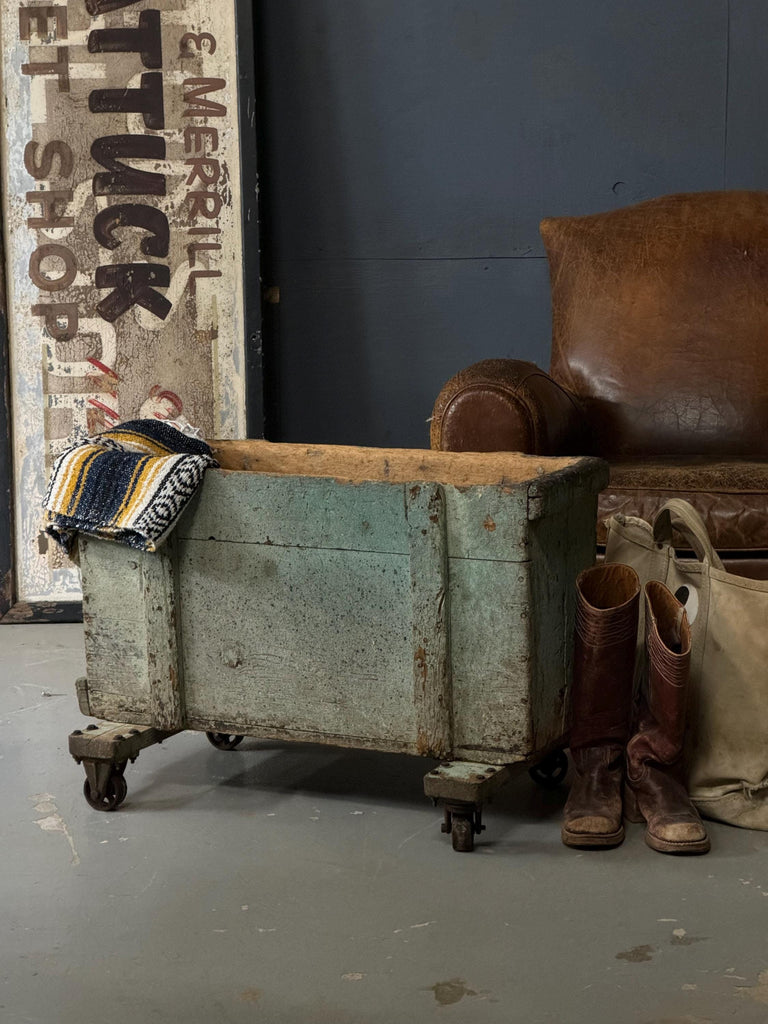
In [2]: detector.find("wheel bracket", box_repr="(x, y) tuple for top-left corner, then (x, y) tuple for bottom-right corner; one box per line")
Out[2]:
(70, 721), (179, 810)
(424, 761), (511, 852)
(82, 759), (115, 801)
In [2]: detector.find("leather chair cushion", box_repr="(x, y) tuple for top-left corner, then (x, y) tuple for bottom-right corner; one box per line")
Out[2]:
(541, 191), (768, 460)
(598, 460), (768, 551)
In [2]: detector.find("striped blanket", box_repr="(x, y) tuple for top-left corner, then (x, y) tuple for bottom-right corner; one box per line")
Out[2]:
(43, 419), (217, 555)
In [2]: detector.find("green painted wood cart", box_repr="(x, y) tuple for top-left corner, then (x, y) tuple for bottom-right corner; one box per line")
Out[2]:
(69, 441), (608, 851)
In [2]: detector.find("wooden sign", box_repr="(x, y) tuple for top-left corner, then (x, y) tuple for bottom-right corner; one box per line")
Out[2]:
(0, 0), (260, 618)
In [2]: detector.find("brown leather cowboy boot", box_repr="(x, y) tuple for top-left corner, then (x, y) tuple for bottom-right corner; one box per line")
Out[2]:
(562, 563), (641, 848)
(624, 581), (710, 855)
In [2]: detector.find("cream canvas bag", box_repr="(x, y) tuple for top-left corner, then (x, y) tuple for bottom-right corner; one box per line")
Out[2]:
(605, 498), (768, 830)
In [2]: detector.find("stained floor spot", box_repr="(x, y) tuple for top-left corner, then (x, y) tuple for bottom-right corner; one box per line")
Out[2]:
(430, 979), (477, 1006)
(616, 945), (655, 963)
(670, 928), (708, 947)
(240, 988), (262, 1003)
(29, 792), (80, 866)
(736, 969), (768, 1005)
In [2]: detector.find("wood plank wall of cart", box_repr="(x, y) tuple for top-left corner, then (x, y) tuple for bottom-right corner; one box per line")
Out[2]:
(76, 453), (608, 765)
(0, 226), (11, 617)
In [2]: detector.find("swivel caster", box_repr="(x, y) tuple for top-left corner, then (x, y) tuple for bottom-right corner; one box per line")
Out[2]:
(441, 801), (485, 853)
(81, 758), (129, 811)
(83, 770), (128, 811)
(70, 722), (179, 811)
(450, 813), (474, 853)
(205, 732), (244, 750)
(529, 748), (568, 788)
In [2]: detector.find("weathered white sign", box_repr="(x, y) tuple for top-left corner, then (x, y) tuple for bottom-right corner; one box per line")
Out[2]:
(1, 0), (248, 603)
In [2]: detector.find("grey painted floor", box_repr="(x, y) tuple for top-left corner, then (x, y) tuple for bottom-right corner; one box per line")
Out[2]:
(2, 625), (768, 1024)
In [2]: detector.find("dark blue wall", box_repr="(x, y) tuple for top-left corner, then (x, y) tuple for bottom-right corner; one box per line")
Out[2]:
(257, 0), (763, 448)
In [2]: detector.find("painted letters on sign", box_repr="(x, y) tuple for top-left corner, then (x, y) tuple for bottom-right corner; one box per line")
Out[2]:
(1, 0), (248, 602)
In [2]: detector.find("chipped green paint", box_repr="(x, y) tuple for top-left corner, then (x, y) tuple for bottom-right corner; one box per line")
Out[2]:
(78, 454), (607, 764)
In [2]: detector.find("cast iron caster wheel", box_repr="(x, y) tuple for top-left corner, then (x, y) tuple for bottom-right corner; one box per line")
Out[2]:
(451, 814), (475, 853)
(206, 732), (244, 751)
(529, 749), (568, 789)
(83, 772), (128, 812)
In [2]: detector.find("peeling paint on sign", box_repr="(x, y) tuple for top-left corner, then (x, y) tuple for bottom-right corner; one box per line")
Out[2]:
(1, 0), (248, 601)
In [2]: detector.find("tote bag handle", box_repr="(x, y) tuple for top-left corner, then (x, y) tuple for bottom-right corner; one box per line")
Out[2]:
(651, 498), (725, 570)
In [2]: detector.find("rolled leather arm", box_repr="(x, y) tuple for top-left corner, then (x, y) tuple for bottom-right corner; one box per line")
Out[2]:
(430, 358), (587, 455)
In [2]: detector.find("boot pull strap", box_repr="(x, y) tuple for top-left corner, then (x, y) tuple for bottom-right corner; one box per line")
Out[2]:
(652, 499), (725, 570)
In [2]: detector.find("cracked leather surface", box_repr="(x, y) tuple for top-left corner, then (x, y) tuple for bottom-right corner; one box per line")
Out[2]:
(597, 472), (768, 551)
(542, 191), (768, 460)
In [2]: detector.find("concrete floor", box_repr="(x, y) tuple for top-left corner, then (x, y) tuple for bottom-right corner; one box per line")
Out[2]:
(2, 625), (768, 1024)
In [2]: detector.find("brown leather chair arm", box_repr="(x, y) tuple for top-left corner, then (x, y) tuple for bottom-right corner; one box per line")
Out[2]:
(430, 358), (587, 455)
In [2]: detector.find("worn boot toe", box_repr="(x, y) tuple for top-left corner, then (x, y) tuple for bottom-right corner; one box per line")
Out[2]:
(645, 818), (710, 855)
(562, 815), (624, 847)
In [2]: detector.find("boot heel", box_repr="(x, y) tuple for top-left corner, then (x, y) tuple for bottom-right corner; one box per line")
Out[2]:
(623, 782), (644, 824)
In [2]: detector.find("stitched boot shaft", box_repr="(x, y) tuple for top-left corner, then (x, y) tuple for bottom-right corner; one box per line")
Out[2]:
(625, 581), (710, 855)
(562, 564), (640, 848)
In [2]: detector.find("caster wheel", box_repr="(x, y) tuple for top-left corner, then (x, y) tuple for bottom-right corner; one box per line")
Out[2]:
(206, 732), (244, 751)
(451, 814), (475, 853)
(529, 748), (568, 788)
(83, 772), (127, 812)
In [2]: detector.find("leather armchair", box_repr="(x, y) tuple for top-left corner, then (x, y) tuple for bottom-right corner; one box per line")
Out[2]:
(431, 191), (768, 577)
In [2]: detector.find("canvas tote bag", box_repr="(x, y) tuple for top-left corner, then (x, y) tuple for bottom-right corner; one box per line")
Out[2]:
(605, 498), (768, 830)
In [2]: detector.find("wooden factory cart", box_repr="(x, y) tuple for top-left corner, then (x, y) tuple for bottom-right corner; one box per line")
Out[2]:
(69, 441), (608, 851)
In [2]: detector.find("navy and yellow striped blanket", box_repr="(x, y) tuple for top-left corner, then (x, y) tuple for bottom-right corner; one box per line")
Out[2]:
(43, 420), (217, 554)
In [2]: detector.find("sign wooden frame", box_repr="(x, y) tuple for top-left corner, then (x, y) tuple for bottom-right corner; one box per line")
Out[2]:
(0, 0), (262, 623)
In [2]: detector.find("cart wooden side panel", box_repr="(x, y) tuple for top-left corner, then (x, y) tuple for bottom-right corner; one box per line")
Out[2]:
(77, 446), (609, 766)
